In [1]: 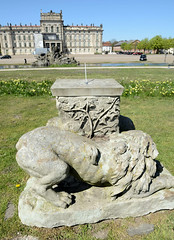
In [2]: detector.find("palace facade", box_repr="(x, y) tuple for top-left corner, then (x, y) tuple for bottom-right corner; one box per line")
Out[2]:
(0, 10), (103, 55)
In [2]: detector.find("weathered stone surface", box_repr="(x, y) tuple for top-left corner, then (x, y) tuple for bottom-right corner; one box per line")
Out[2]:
(127, 223), (154, 236)
(4, 202), (15, 220)
(51, 79), (124, 96)
(55, 96), (120, 137)
(18, 177), (174, 228)
(15, 80), (174, 228)
(16, 125), (174, 209)
(51, 79), (124, 138)
(92, 229), (109, 239)
(32, 48), (79, 67)
(47, 114), (136, 135)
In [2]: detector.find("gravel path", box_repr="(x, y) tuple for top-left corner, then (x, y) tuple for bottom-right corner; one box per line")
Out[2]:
(0, 53), (174, 65)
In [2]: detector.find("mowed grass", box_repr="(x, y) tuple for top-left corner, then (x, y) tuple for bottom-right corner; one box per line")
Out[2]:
(0, 68), (174, 239)
(0, 68), (174, 83)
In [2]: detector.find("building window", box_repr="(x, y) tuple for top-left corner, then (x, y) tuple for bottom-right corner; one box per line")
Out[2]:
(24, 36), (26, 40)
(24, 43), (26, 47)
(51, 26), (53, 32)
(46, 27), (48, 33)
(70, 49), (72, 52)
(4, 35), (7, 41)
(29, 43), (31, 47)
(57, 27), (59, 32)
(5, 43), (8, 48)
(28, 35), (31, 40)
(19, 36), (21, 40)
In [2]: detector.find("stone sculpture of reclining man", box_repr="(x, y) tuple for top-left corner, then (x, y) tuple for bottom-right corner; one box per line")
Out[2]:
(16, 126), (174, 209)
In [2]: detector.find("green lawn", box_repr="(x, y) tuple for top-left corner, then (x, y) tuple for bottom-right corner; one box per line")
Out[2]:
(0, 68), (174, 83)
(0, 69), (174, 239)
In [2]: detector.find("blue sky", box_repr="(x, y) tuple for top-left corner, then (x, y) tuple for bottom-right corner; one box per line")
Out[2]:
(0, 0), (174, 41)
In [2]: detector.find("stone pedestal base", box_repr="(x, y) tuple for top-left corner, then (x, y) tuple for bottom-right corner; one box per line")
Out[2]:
(51, 79), (124, 138)
(18, 175), (174, 228)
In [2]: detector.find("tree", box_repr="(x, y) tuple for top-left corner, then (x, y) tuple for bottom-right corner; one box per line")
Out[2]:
(121, 42), (133, 52)
(125, 43), (133, 51)
(137, 38), (149, 53)
(162, 38), (171, 50)
(170, 38), (174, 48)
(121, 42), (127, 51)
(149, 35), (163, 54)
(132, 41), (138, 52)
(110, 39), (118, 48)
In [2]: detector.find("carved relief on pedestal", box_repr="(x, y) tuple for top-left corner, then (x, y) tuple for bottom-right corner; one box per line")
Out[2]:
(56, 96), (120, 138)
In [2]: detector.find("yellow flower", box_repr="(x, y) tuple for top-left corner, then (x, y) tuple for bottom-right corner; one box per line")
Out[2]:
(16, 184), (21, 188)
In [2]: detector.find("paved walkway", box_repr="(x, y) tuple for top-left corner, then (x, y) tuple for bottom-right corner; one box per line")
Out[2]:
(0, 53), (174, 64)
(0, 54), (174, 71)
(0, 65), (174, 72)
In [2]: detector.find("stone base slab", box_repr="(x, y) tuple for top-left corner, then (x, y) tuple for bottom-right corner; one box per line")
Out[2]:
(18, 181), (174, 228)
(51, 79), (124, 96)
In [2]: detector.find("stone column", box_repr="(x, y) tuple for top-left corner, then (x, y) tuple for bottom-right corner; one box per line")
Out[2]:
(51, 79), (124, 138)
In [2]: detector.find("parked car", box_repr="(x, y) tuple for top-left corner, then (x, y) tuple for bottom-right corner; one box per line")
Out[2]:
(133, 52), (143, 55)
(0, 55), (11, 59)
(139, 54), (147, 61)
